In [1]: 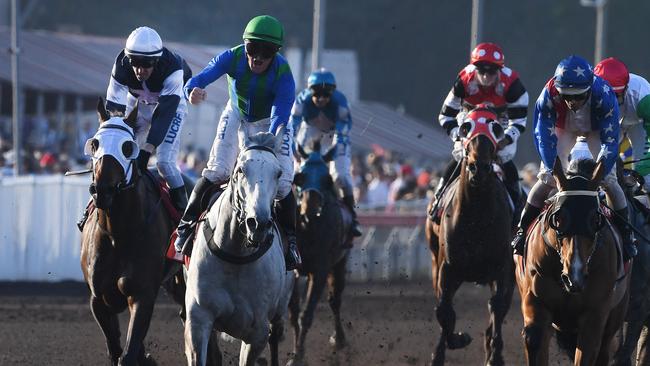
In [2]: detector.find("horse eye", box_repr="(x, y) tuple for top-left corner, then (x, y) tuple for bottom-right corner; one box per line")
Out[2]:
(91, 138), (99, 152)
(277, 171), (282, 179)
(122, 141), (134, 158)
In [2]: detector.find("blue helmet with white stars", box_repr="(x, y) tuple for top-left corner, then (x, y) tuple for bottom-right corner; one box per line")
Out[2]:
(307, 68), (336, 90)
(554, 55), (593, 95)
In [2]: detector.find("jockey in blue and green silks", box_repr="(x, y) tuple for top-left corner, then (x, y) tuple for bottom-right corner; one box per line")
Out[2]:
(173, 15), (301, 271)
(290, 68), (362, 238)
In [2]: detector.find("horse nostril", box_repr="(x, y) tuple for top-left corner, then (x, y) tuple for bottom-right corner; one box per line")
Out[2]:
(246, 217), (258, 232)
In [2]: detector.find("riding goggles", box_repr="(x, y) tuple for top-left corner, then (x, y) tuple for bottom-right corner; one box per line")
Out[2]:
(475, 63), (500, 75)
(245, 40), (279, 59)
(128, 56), (158, 68)
(311, 86), (333, 98)
(560, 91), (590, 101)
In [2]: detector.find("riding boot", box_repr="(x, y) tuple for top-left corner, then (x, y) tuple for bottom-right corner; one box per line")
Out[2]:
(169, 186), (189, 213)
(343, 195), (363, 237)
(511, 203), (543, 256)
(428, 177), (447, 221)
(613, 208), (638, 261)
(174, 177), (214, 253)
(76, 206), (90, 232)
(277, 192), (302, 271)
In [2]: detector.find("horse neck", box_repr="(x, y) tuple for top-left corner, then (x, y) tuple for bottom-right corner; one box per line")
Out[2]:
(210, 187), (247, 254)
(97, 180), (146, 243)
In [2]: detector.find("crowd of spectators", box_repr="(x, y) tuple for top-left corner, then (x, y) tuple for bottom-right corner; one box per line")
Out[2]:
(0, 115), (540, 214)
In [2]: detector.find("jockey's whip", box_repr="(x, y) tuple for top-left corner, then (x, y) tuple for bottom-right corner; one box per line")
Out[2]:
(623, 156), (650, 165)
(64, 168), (92, 176)
(601, 201), (650, 243)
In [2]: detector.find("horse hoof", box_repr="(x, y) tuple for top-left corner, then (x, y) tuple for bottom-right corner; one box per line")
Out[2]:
(286, 357), (306, 366)
(447, 332), (472, 349)
(486, 357), (504, 366)
(329, 333), (346, 349)
(430, 352), (444, 366)
(140, 353), (157, 366)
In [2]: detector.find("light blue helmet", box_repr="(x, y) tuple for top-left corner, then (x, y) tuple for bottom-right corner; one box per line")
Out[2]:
(307, 68), (336, 89)
(554, 55), (593, 95)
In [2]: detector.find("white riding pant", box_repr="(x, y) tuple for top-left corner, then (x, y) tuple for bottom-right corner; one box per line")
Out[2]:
(529, 128), (626, 210)
(295, 121), (353, 197)
(132, 101), (185, 188)
(202, 103), (294, 199)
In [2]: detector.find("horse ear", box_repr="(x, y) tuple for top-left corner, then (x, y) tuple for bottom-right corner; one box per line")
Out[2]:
(591, 159), (606, 187)
(296, 143), (308, 159)
(124, 104), (138, 128)
(323, 145), (337, 163)
(552, 156), (568, 190)
(97, 97), (109, 123)
(238, 123), (251, 147)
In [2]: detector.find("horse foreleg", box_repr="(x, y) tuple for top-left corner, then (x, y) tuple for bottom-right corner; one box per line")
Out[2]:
(294, 273), (327, 364)
(90, 295), (122, 365)
(485, 265), (515, 366)
(574, 311), (609, 365)
(269, 318), (284, 366)
(521, 291), (552, 366)
(185, 299), (217, 366)
(327, 256), (348, 349)
(239, 337), (268, 366)
(431, 263), (467, 366)
(119, 295), (157, 366)
(287, 278), (303, 366)
(637, 322), (650, 365)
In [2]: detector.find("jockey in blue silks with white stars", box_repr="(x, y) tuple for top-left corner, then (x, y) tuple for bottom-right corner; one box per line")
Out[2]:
(173, 15), (301, 270)
(511, 55), (637, 260)
(290, 68), (362, 237)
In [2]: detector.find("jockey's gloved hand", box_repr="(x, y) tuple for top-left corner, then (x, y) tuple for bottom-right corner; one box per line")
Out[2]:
(136, 150), (151, 171)
(497, 135), (513, 149)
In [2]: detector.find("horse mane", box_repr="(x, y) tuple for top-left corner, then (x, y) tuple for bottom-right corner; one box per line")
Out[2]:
(245, 132), (277, 151)
(566, 158), (596, 180)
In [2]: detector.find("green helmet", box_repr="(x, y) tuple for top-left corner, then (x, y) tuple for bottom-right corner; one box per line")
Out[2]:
(243, 15), (284, 47)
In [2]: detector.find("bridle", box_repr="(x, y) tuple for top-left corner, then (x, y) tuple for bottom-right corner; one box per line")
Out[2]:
(228, 144), (278, 248)
(542, 185), (607, 269)
(88, 123), (139, 198)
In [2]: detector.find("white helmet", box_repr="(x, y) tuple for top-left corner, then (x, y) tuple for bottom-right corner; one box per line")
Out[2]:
(125, 27), (163, 58)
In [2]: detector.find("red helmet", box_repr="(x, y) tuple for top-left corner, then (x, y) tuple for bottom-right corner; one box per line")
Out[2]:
(470, 42), (505, 67)
(594, 57), (629, 95)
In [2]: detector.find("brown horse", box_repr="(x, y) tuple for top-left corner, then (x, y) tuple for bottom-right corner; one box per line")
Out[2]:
(515, 157), (631, 365)
(426, 116), (514, 366)
(80, 101), (185, 365)
(287, 142), (351, 366)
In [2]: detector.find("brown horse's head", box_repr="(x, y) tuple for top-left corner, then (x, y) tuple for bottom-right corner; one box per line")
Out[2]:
(294, 140), (336, 221)
(86, 99), (139, 210)
(458, 106), (503, 185)
(548, 156), (606, 292)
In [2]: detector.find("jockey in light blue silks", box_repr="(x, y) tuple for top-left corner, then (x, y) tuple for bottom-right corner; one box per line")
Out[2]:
(511, 55), (637, 260)
(174, 15), (301, 270)
(290, 69), (362, 238)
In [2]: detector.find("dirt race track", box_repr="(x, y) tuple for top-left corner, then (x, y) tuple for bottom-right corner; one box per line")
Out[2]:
(0, 281), (573, 366)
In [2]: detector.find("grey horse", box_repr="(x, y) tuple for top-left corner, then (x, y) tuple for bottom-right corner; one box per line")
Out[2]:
(184, 131), (295, 366)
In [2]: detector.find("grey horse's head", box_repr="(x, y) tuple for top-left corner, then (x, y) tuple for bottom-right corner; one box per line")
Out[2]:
(233, 131), (283, 247)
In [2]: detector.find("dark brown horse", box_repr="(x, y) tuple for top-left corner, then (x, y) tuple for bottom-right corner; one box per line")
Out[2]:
(286, 142), (351, 366)
(515, 157), (630, 365)
(426, 116), (514, 366)
(80, 101), (185, 365)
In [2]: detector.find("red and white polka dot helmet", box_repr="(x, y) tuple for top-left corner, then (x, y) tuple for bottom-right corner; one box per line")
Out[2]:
(594, 57), (629, 95)
(470, 42), (505, 68)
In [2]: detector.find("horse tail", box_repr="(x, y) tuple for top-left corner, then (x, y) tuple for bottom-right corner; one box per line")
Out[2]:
(555, 328), (577, 362)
